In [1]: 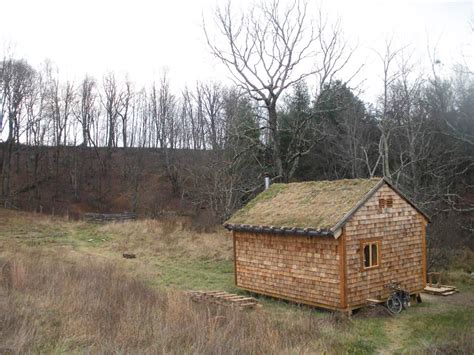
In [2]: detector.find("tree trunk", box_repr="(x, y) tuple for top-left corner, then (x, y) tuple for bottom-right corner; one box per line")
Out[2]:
(268, 102), (283, 180)
(1, 141), (13, 207)
(1, 110), (15, 207)
(382, 131), (391, 179)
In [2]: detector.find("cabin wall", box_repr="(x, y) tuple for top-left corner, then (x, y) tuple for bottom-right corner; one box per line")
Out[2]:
(344, 184), (427, 308)
(234, 232), (342, 309)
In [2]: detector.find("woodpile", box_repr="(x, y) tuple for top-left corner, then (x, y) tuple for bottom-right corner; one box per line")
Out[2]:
(186, 290), (259, 309)
(84, 212), (137, 223)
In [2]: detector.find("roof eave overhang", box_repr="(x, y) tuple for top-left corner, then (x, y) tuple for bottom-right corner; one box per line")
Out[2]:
(224, 223), (334, 237)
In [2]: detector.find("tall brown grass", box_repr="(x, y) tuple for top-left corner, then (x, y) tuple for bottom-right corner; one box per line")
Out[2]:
(0, 252), (341, 354)
(98, 217), (234, 261)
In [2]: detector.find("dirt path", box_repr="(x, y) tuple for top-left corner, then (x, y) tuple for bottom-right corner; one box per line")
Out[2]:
(380, 318), (405, 355)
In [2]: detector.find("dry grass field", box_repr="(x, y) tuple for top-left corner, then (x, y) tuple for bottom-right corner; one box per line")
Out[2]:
(0, 208), (473, 354)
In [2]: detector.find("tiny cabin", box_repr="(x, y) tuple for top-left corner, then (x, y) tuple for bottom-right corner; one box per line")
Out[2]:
(224, 178), (429, 313)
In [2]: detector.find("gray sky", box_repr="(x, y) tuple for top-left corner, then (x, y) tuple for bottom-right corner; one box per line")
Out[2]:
(0, 0), (472, 102)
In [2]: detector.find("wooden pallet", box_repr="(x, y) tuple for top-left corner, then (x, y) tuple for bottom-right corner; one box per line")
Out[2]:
(186, 290), (259, 309)
(423, 285), (459, 296)
(366, 298), (385, 304)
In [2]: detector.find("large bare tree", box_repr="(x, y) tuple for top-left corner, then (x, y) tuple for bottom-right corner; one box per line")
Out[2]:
(205, 0), (354, 180)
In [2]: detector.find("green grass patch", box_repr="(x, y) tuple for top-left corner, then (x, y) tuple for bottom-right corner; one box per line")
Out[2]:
(150, 257), (238, 292)
(347, 318), (389, 354)
(400, 307), (474, 352)
(71, 225), (110, 247)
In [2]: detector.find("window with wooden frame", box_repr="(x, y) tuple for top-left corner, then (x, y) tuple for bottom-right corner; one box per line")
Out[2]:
(361, 240), (380, 269)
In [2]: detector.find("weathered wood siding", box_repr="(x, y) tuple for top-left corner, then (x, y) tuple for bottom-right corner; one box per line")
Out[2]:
(344, 183), (427, 308)
(234, 232), (341, 308)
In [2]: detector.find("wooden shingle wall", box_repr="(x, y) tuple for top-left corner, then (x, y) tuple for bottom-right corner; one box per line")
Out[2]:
(234, 232), (341, 308)
(344, 183), (426, 308)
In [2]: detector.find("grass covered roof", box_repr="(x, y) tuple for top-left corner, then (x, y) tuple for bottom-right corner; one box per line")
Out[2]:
(226, 178), (382, 231)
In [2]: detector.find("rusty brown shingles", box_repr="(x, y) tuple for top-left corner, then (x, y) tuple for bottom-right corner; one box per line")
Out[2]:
(234, 232), (341, 308)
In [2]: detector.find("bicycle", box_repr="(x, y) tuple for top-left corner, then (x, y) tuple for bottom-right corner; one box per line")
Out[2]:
(385, 281), (411, 314)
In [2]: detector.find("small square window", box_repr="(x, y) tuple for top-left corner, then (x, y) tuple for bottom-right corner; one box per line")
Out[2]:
(378, 197), (393, 213)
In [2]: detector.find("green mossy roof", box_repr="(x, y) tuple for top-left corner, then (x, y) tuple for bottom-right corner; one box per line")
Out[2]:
(227, 178), (382, 230)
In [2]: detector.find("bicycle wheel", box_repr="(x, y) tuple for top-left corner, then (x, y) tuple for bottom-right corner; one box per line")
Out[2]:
(386, 295), (403, 314)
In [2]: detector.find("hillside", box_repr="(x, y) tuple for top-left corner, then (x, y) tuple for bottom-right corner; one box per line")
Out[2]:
(0, 144), (219, 219)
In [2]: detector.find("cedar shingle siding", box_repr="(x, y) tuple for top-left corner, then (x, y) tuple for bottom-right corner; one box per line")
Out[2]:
(235, 232), (341, 309)
(344, 184), (426, 308)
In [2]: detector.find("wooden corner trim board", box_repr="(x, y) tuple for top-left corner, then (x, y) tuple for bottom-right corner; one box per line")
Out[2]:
(420, 216), (427, 288)
(233, 231), (238, 286)
(359, 238), (382, 272)
(339, 229), (347, 309)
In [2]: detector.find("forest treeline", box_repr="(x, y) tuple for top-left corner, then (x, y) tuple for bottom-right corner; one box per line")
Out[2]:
(0, 1), (472, 259)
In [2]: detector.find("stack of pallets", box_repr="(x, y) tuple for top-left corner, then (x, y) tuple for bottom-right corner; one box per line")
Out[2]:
(423, 285), (458, 296)
(423, 272), (459, 296)
(186, 290), (259, 309)
(84, 212), (137, 223)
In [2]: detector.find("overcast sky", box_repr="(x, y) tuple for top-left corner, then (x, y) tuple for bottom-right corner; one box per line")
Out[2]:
(0, 0), (472, 102)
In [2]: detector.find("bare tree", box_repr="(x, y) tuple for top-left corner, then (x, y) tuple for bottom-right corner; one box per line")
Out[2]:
(1, 58), (35, 206)
(181, 87), (201, 149)
(102, 72), (124, 148)
(75, 76), (97, 147)
(159, 74), (176, 149)
(197, 82), (225, 149)
(45, 65), (74, 147)
(149, 73), (175, 149)
(375, 39), (407, 179)
(205, 0), (354, 180)
(118, 78), (132, 148)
